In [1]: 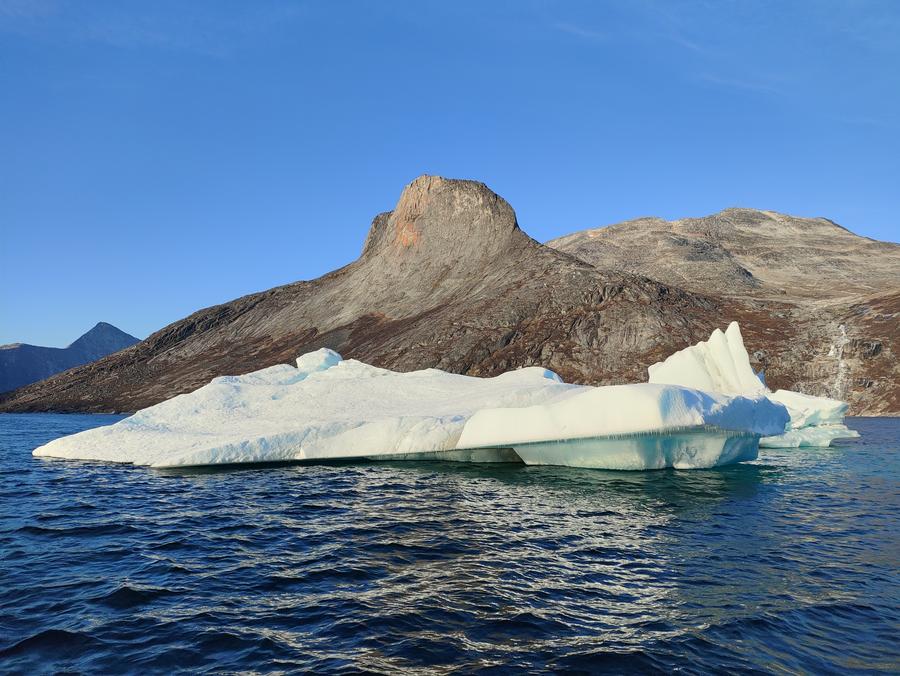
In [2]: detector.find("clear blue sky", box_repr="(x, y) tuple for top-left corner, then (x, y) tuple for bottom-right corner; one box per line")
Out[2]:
(2, 1), (898, 347)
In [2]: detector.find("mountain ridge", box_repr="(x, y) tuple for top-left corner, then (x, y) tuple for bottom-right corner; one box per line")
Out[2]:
(1, 178), (897, 415)
(548, 207), (900, 301)
(0, 322), (140, 394)
(548, 207), (900, 413)
(0, 176), (722, 413)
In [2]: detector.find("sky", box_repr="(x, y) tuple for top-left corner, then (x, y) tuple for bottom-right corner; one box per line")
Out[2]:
(1, 0), (898, 347)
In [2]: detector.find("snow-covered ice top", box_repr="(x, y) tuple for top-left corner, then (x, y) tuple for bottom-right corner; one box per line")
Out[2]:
(648, 322), (859, 447)
(32, 348), (787, 468)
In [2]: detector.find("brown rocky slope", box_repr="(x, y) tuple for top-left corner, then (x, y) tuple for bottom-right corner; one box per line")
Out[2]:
(0, 176), (723, 413)
(549, 209), (900, 415)
(1, 178), (896, 415)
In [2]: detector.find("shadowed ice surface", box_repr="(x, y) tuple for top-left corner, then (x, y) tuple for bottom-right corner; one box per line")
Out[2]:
(1, 414), (898, 673)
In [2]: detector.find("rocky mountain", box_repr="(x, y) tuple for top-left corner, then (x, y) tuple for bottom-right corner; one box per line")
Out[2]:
(549, 209), (900, 414)
(0, 179), (896, 415)
(548, 209), (900, 301)
(0, 176), (724, 413)
(0, 322), (140, 393)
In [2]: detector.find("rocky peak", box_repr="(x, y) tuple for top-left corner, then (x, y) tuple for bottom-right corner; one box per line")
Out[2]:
(0, 322), (140, 394)
(361, 175), (531, 266)
(551, 206), (900, 301)
(681, 208), (862, 242)
(67, 322), (140, 358)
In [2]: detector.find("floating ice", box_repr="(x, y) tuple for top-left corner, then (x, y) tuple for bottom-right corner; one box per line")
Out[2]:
(647, 322), (767, 397)
(459, 384), (786, 470)
(760, 389), (858, 447)
(648, 323), (859, 448)
(33, 349), (788, 470)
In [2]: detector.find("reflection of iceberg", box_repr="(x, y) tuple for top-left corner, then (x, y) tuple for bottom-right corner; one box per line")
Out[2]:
(33, 348), (787, 470)
(648, 322), (859, 448)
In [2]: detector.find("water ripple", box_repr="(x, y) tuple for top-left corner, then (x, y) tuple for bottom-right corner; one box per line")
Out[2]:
(0, 414), (898, 673)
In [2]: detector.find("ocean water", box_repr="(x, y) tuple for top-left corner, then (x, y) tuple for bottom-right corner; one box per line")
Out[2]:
(1, 415), (898, 674)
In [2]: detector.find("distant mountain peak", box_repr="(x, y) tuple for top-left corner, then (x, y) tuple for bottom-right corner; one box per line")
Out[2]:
(77, 321), (120, 340)
(67, 322), (139, 352)
(0, 322), (140, 394)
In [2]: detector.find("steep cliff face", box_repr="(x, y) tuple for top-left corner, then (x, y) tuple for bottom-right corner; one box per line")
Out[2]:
(0, 176), (721, 413)
(0, 322), (139, 393)
(550, 209), (900, 414)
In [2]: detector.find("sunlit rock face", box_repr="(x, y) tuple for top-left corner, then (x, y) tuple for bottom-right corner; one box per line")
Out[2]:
(32, 348), (787, 470)
(648, 322), (859, 448)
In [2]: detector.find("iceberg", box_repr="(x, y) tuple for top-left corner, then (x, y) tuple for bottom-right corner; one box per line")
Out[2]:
(647, 322), (768, 397)
(458, 384), (786, 470)
(760, 390), (858, 448)
(33, 348), (788, 470)
(648, 323), (859, 448)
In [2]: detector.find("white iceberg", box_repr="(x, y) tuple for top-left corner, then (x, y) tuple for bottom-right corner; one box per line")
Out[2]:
(33, 348), (788, 470)
(458, 384), (787, 470)
(648, 323), (859, 448)
(760, 390), (858, 448)
(647, 322), (768, 397)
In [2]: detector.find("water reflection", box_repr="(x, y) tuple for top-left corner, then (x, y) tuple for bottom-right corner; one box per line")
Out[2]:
(162, 456), (769, 506)
(159, 456), (775, 666)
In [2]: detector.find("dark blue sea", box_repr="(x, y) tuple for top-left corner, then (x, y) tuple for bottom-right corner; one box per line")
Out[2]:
(1, 414), (898, 674)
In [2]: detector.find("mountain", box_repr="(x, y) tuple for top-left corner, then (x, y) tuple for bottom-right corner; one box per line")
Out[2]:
(548, 209), (900, 301)
(0, 176), (724, 413)
(549, 208), (900, 414)
(0, 179), (896, 415)
(0, 322), (140, 394)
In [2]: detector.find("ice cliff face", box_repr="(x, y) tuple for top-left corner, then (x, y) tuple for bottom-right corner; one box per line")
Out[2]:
(647, 323), (767, 397)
